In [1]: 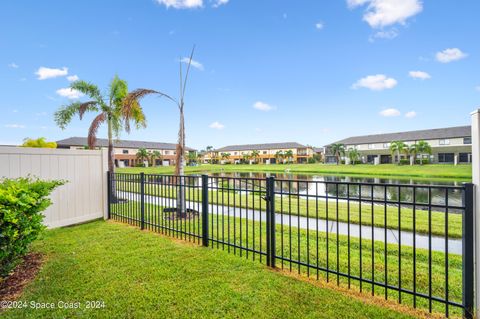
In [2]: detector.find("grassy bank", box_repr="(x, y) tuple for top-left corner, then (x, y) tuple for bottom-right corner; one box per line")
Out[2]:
(117, 163), (472, 181)
(114, 182), (463, 238)
(3, 221), (419, 319)
(111, 203), (462, 317)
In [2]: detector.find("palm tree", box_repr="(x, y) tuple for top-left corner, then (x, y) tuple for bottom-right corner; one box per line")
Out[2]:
(330, 143), (345, 165)
(347, 148), (360, 165)
(275, 150), (284, 164)
(206, 146), (214, 163)
(221, 152), (231, 163)
(415, 140), (432, 165)
(187, 151), (198, 165)
(123, 48), (197, 218)
(55, 76), (147, 174)
(136, 148), (149, 166)
(285, 150), (294, 164)
(389, 141), (407, 165)
(251, 150), (260, 164)
(22, 137), (57, 148)
(243, 153), (251, 164)
(149, 150), (162, 167)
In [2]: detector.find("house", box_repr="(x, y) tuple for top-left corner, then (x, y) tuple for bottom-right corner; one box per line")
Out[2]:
(56, 137), (196, 167)
(325, 125), (471, 164)
(211, 142), (314, 164)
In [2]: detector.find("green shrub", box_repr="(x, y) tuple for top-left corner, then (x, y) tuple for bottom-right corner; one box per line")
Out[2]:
(0, 177), (63, 277)
(415, 159), (430, 165)
(399, 159), (410, 165)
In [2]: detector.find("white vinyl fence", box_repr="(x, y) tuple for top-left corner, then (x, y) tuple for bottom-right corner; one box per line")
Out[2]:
(0, 146), (108, 228)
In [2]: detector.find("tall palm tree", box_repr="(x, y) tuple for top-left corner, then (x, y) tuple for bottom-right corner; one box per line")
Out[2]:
(124, 48), (196, 218)
(149, 150), (162, 167)
(330, 144), (345, 165)
(389, 141), (407, 165)
(251, 150), (260, 164)
(187, 151), (198, 165)
(55, 76), (147, 173)
(136, 148), (149, 166)
(284, 150), (294, 164)
(347, 148), (360, 165)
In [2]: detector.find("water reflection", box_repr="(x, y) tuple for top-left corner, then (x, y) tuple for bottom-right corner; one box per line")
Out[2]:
(206, 172), (465, 210)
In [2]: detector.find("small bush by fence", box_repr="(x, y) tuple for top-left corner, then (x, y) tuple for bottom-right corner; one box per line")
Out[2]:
(108, 172), (474, 318)
(0, 177), (63, 277)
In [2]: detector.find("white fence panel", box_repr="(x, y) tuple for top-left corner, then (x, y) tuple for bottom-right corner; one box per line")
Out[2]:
(0, 146), (108, 228)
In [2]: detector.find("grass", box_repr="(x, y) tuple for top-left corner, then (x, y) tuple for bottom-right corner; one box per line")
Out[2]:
(114, 180), (463, 238)
(3, 220), (420, 319)
(117, 163), (472, 182)
(111, 201), (464, 317)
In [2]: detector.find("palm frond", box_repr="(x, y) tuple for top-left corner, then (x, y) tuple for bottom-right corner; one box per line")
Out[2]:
(87, 112), (107, 149)
(79, 101), (99, 120)
(54, 102), (82, 129)
(71, 80), (102, 101)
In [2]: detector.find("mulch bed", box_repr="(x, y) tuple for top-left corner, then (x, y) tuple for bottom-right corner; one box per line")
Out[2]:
(0, 253), (43, 304)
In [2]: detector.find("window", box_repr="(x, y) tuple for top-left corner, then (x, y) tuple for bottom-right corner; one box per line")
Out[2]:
(122, 150), (129, 154)
(438, 153), (454, 163)
(263, 151), (267, 154)
(368, 144), (375, 149)
(459, 153), (471, 163)
(234, 152), (238, 155)
(464, 137), (472, 145)
(165, 151), (170, 155)
(439, 139), (450, 145)
(383, 143), (390, 149)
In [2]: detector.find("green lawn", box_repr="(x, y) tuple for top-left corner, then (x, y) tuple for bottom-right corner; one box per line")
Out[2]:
(118, 163), (472, 181)
(3, 221), (419, 319)
(111, 202), (463, 317)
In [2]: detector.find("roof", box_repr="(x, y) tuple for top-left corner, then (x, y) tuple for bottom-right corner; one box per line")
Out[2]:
(56, 137), (196, 151)
(328, 125), (471, 146)
(216, 142), (308, 152)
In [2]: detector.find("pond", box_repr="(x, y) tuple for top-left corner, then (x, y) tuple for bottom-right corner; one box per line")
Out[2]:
(203, 171), (466, 209)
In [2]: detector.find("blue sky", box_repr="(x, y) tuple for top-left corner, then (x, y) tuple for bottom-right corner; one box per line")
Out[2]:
(1, 0), (479, 150)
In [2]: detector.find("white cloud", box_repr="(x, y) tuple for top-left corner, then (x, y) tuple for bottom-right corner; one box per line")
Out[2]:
(35, 66), (68, 80)
(156, 0), (203, 9)
(436, 48), (467, 63)
(8, 62), (19, 68)
(315, 22), (324, 30)
(5, 124), (26, 129)
(352, 74), (397, 91)
(379, 108), (401, 117)
(56, 87), (84, 99)
(370, 29), (398, 41)
(212, 0), (228, 8)
(67, 75), (79, 82)
(475, 86), (480, 92)
(209, 121), (225, 130)
(253, 101), (275, 111)
(348, 0), (422, 28)
(409, 71), (431, 80)
(405, 111), (417, 118)
(180, 57), (204, 70)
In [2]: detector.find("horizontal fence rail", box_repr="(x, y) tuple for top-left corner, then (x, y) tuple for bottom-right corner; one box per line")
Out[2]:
(108, 172), (474, 318)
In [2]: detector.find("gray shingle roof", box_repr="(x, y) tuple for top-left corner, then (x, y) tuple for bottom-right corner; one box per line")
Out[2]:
(216, 142), (307, 152)
(56, 137), (196, 151)
(329, 125), (471, 146)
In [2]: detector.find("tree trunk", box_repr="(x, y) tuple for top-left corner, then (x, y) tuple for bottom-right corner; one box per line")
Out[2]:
(175, 107), (186, 218)
(107, 117), (118, 202)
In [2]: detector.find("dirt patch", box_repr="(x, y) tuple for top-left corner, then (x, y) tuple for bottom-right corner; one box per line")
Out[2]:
(0, 253), (43, 304)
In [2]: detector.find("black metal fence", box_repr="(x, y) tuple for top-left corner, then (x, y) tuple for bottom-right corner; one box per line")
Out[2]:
(108, 172), (474, 318)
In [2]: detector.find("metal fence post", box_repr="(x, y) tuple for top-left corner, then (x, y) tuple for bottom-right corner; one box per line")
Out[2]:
(266, 177), (276, 268)
(463, 183), (475, 319)
(202, 175), (209, 247)
(140, 172), (145, 230)
(107, 171), (112, 219)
